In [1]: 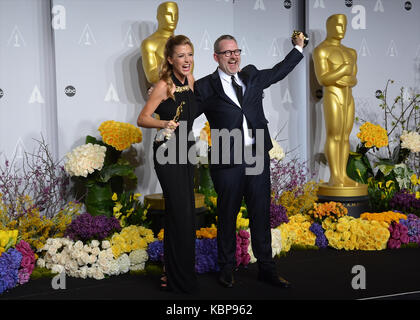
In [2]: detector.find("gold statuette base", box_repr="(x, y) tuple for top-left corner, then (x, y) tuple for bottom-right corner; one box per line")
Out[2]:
(317, 183), (368, 197)
(144, 193), (205, 210)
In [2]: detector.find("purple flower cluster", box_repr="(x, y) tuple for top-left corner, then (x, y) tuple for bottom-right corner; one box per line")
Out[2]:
(309, 222), (328, 248)
(399, 214), (420, 244)
(270, 157), (314, 200)
(195, 238), (219, 274)
(15, 240), (35, 285)
(387, 221), (409, 249)
(0, 248), (22, 294)
(146, 240), (164, 262)
(270, 202), (289, 228)
(390, 189), (420, 216)
(64, 212), (121, 241)
(235, 230), (251, 267)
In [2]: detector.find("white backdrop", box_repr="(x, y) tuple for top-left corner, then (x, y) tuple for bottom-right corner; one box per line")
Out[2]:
(0, 0), (419, 197)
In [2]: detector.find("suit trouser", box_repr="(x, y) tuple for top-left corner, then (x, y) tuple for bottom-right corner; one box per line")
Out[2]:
(210, 149), (275, 274)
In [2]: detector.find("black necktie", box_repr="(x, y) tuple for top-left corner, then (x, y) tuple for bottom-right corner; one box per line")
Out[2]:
(231, 75), (243, 106)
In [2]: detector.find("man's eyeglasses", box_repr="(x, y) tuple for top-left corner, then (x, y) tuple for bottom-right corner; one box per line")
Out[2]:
(216, 49), (242, 57)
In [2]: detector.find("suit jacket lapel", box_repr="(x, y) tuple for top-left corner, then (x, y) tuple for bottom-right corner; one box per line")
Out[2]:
(210, 69), (239, 108)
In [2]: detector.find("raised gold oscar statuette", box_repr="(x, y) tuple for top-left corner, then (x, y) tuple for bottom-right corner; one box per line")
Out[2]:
(141, 1), (179, 85)
(291, 30), (309, 48)
(312, 14), (367, 199)
(154, 101), (185, 149)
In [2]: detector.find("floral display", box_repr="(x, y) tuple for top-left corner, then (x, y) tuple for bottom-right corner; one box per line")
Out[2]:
(200, 121), (212, 147)
(399, 214), (420, 244)
(98, 120), (143, 151)
(309, 222), (328, 248)
(390, 189), (420, 216)
(283, 214), (316, 247)
(278, 181), (319, 217)
(360, 211), (407, 225)
(269, 139), (285, 161)
(146, 240), (164, 262)
(235, 230), (251, 267)
(0, 247), (22, 294)
(269, 202), (288, 228)
(356, 122), (388, 149)
(236, 211), (249, 230)
(15, 240), (36, 285)
(64, 143), (107, 177)
(400, 130), (420, 153)
(308, 201), (348, 222)
(195, 238), (219, 274)
(387, 222), (409, 249)
(0, 230), (18, 256)
(65, 212), (122, 242)
(322, 216), (390, 251)
(110, 225), (155, 258)
(37, 238), (136, 279)
(196, 227), (217, 239)
(2, 202), (76, 251)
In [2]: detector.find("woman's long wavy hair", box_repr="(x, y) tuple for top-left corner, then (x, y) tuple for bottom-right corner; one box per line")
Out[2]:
(159, 35), (194, 100)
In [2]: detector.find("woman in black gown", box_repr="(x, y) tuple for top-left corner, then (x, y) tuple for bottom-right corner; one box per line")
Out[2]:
(137, 35), (198, 293)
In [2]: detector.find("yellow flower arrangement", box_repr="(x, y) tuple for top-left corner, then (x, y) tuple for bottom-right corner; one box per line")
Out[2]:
(356, 122), (388, 149)
(322, 216), (390, 251)
(196, 226), (217, 239)
(236, 208), (249, 230)
(111, 225), (155, 258)
(157, 228), (164, 241)
(0, 197), (78, 251)
(200, 121), (211, 147)
(360, 211), (407, 225)
(279, 181), (320, 217)
(98, 120), (143, 151)
(308, 201), (348, 221)
(0, 229), (19, 256)
(276, 214), (316, 250)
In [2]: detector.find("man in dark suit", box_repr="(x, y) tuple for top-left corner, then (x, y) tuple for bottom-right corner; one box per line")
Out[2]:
(194, 34), (304, 288)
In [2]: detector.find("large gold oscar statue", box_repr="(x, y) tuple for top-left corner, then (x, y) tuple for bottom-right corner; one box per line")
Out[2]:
(312, 14), (368, 198)
(141, 1), (179, 85)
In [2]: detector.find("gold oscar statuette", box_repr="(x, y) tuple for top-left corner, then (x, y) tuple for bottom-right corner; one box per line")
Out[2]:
(154, 101), (185, 149)
(141, 1), (179, 85)
(291, 30), (309, 48)
(312, 14), (367, 197)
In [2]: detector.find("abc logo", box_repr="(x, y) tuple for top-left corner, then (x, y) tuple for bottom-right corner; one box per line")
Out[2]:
(0, 88), (4, 99)
(284, 0), (292, 9)
(375, 90), (383, 99)
(404, 1), (412, 11)
(65, 85), (76, 97)
(345, 0), (353, 8)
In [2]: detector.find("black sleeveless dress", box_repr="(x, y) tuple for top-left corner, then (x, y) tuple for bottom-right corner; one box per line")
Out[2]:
(153, 74), (198, 293)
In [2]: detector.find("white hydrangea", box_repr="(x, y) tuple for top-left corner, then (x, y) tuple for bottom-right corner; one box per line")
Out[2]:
(269, 139), (285, 161)
(117, 254), (131, 274)
(271, 228), (282, 257)
(64, 143), (107, 177)
(129, 249), (148, 271)
(400, 130), (420, 153)
(38, 237), (135, 280)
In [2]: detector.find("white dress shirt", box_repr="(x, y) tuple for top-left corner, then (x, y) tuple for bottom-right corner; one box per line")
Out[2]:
(217, 68), (255, 146)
